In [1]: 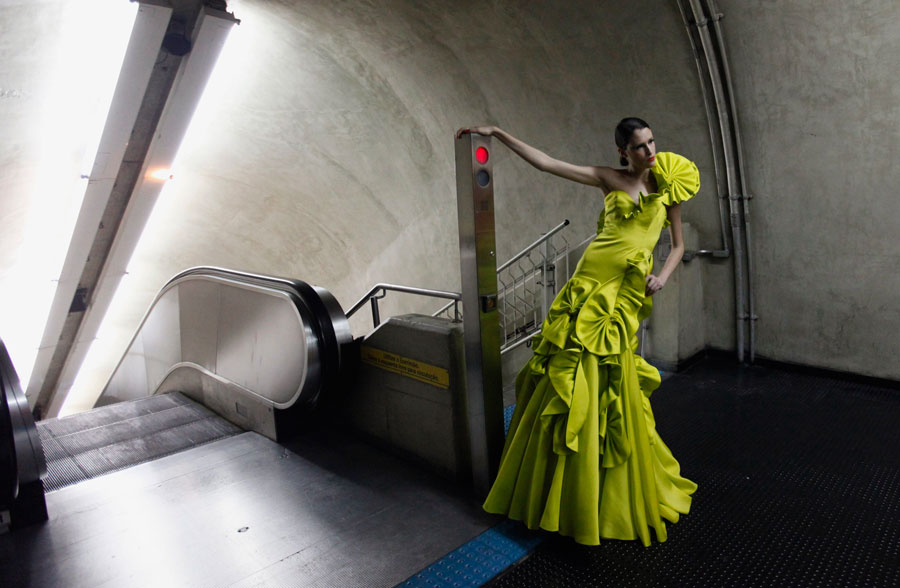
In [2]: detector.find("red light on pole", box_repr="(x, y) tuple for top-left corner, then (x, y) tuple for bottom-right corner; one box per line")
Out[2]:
(475, 146), (489, 164)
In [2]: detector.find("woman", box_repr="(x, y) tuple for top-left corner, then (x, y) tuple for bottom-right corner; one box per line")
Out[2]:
(456, 118), (699, 546)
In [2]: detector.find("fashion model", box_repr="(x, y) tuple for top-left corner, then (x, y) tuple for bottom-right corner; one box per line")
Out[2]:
(457, 118), (699, 546)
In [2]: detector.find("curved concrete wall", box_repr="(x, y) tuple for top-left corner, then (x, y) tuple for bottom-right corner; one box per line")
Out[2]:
(59, 0), (725, 409)
(130, 0), (720, 320)
(717, 0), (900, 379)
(21, 0), (899, 410)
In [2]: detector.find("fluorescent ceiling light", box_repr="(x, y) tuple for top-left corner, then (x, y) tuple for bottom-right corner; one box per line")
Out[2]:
(57, 6), (240, 417)
(24, 1), (173, 412)
(0, 0), (141, 390)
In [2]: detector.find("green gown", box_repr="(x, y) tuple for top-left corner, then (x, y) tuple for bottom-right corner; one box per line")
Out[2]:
(483, 152), (700, 547)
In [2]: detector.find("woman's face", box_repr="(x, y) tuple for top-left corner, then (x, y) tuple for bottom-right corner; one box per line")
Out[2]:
(623, 127), (657, 169)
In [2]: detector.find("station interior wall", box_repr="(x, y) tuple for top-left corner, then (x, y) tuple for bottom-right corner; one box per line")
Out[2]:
(1, 0), (897, 415)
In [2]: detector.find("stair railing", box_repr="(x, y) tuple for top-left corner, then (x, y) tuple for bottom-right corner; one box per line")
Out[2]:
(347, 284), (462, 328)
(432, 219), (573, 354)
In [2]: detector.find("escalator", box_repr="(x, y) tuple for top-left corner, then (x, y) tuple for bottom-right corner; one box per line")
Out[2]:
(3, 267), (354, 528)
(38, 391), (243, 492)
(96, 266), (354, 441)
(1, 337), (48, 532)
(1, 268), (498, 588)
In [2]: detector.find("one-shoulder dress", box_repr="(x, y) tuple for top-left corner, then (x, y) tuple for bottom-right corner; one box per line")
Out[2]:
(483, 152), (700, 547)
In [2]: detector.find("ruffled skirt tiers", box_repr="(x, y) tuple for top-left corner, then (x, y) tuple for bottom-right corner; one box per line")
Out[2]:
(483, 249), (697, 546)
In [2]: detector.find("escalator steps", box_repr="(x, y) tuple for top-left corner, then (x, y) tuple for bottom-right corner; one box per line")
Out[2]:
(38, 393), (241, 492)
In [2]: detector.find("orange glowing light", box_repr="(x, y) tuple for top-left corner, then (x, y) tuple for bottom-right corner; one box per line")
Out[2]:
(149, 168), (174, 181)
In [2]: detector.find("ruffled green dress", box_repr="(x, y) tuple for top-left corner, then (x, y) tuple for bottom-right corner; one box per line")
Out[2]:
(483, 152), (700, 547)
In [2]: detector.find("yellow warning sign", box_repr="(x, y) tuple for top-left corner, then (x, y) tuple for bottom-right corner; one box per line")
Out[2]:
(360, 346), (450, 389)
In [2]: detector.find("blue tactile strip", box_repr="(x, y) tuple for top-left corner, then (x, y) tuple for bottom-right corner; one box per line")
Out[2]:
(398, 519), (543, 588)
(503, 404), (515, 435)
(397, 404), (542, 588)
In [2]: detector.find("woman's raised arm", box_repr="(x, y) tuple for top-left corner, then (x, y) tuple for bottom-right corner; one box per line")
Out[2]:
(456, 126), (615, 189)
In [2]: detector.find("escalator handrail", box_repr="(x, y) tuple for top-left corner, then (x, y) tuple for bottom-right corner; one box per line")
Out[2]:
(1, 348), (17, 505)
(175, 265), (350, 360)
(168, 266), (319, 296)
(1, 338), (46, 506)
(102, 266), (351, 409)
(166, 267), (352, 400)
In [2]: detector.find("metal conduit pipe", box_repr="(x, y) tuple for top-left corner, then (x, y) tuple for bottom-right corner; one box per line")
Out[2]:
(686, 0), (748, 363)
(742, 182), (757, 362)
(675, 0), (731, 260)
(707, 0), (757, 362)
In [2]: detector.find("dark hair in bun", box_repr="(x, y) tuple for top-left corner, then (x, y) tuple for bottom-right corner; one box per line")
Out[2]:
(615, 117), (651, 166)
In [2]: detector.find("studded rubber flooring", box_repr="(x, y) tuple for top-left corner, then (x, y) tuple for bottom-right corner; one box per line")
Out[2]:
(485, 355), (900, 587)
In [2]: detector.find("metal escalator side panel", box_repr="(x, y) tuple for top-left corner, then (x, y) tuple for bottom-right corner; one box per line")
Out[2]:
(1, 362), (18, 505)
(205, 279), (317, 409)
(98, 269), (349, 416)
(290, 283), (351, 408)
(1, 339), (46, 495)
(102, 276), (314, 409)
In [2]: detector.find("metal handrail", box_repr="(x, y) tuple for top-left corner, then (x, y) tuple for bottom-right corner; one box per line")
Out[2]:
(369, 220), (573, 349)
(432, 300), (457, 319)
(99, 266), (352, 411)
(1, 337), (46, 509)
(433, 218), (573, 321)
(499, 328), (540, 355)
(496, 219), (569, 272)
(347, 283), (462, 327)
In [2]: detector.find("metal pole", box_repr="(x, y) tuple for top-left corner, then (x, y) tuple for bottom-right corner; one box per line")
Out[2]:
(542, 238), (552, 318)
(676, 0), (731, 259)
(455, 132), (504, 497)
(708, 0), (757, 362)
(688, 0), (747, 363)
(370, 297), (381, 328)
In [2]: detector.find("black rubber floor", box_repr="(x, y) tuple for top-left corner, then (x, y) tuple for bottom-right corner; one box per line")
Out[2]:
(486, 355), (900, 587)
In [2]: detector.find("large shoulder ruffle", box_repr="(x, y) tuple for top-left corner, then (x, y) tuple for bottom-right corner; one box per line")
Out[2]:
(651, 152), (700, 206)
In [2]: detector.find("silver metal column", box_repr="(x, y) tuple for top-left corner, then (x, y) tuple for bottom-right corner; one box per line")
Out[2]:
(455, 133), (504, 497)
